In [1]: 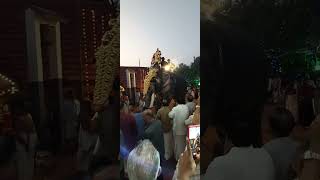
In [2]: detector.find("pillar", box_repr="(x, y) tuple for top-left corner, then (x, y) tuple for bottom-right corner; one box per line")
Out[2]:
(132, 72), (136, 104)
(126, 69), (132, 100)
(25, 9), (46, 143)
(47, 22), (64, 148)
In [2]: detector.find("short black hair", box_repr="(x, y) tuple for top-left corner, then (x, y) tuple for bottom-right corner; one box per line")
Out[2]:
(175, 96), (185, 104)
(173, 74), (187, 104)
(268, 107), (295, 137)
(226, 120), (253, 147)
(201, 20), (269, 146)
(162, 99), (169, 106)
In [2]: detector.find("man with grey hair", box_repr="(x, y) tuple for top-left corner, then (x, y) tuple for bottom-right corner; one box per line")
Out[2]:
(127, 140), (161, 180)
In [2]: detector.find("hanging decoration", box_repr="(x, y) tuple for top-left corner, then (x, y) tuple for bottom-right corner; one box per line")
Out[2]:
(93, 15), (120, 105)
(81, 8), (90, 98)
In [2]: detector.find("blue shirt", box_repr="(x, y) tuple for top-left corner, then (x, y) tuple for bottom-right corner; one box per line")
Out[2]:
(134, 113), (145, 139)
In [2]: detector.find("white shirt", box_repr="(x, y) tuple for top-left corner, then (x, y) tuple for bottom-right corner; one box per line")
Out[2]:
(168, 104), (189, 135)
(185, 115), (194, 126)
(186, 102), (196, 115)
(203, 146), (275, 180)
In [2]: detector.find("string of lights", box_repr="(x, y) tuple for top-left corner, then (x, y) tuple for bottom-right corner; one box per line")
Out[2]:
(82, 8), (90, 98)
(101, 15), (105, 34)
(81, 4), (111, 100)
(92, 9), (97, 52)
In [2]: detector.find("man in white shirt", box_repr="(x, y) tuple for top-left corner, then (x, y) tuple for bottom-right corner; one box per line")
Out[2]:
(204, 147), (275, 180)
(203, 121), (275, 180)
(168, 98), (189, 161)
(262, 107), (299, 180)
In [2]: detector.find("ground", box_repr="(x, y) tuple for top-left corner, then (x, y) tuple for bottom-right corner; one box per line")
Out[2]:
(162, 158), (177, 180)
(0, 152), (78, 180)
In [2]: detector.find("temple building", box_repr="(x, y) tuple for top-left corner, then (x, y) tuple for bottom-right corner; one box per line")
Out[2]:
(120, 66), (148, 102)
(0, 0), (114, 146)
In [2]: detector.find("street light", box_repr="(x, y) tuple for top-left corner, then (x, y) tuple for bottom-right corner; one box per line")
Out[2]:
(164, 65), (171, 71)
(164, 63), (176, 72)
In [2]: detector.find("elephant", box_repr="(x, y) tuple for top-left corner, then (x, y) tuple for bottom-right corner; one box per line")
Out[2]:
(144, 69), (187, 110)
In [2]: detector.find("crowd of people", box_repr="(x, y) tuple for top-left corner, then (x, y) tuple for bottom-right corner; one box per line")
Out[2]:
(120, 87), (200, 180)
(0, 86), (119, 180)
(120, 20), (320, 180)
(197, 20), (320, 180)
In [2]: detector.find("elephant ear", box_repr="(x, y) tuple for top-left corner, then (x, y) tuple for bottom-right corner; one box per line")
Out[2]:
(93, 15), (120, 106)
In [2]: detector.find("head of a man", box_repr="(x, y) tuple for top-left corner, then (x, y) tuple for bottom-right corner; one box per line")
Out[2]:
(162, 99), (169, 107)
(127, 140), (161, 180)
(187, 94), (194, 103)
(175, 96), (185, 105)
(142, 109), (154, 124)
(263, 107), (295, 143)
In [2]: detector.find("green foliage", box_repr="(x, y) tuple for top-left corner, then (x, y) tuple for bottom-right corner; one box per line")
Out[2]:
(211, 0), (315, 50)
(281, 51), (316, 74)
(175, 57), (200, 87)
(207, 0), (319, 76)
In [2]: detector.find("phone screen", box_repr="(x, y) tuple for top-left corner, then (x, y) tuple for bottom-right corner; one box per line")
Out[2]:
(188, 125), (200, 158)
(188, 125), (200, 140)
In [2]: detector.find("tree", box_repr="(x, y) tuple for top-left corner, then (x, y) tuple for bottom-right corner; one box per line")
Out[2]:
(175, 57), (200, 87)
(205, 0), (319, 76)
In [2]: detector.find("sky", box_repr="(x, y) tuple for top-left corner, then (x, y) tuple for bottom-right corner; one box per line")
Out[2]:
(120, 0), (200, 67)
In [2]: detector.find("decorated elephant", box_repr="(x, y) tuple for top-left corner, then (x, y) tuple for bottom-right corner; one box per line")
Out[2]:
(144, 49), (187, 110)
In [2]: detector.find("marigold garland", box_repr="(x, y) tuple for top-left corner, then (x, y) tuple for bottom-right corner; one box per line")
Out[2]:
(143, 68), (157, 95)
(93, 16), (120, 105)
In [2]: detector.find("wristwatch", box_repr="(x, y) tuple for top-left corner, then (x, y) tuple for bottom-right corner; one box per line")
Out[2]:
(304, 150), (320, 160)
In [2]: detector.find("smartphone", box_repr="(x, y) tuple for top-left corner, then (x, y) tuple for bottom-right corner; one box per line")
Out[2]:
(188, 125), (200, 158)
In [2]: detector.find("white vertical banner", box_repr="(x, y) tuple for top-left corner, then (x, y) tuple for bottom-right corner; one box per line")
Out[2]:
(133, 73), (136, 88)
(126, 69), (131, 88)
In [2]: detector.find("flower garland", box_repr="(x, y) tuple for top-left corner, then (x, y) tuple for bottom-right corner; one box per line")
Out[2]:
(93, 15), (120, 105)
(143, 68), (157, 95)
